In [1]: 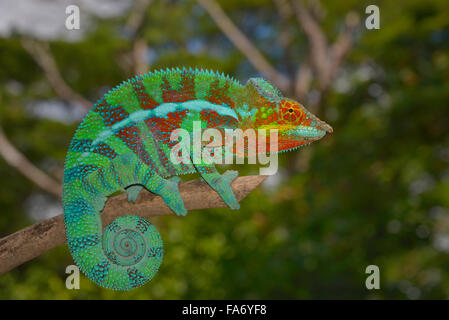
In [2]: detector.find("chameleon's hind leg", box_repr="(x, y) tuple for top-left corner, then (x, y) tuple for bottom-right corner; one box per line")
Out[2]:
(141, 169), (187, 216)
(194, 164), (240, 210)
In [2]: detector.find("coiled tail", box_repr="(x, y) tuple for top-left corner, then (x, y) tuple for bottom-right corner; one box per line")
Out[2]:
(62, 157), (163, 290)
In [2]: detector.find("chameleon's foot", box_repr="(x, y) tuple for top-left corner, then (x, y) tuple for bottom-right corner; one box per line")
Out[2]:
(200, 169), (240, 210)
(143, 173), (187, 216)
(158, 177), (187, 216)
(126, 185), (143, 203)
(216, 170), (240, 210)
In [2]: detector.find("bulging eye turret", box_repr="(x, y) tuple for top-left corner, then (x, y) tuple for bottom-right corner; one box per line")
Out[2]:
(279, 99), (305, 124)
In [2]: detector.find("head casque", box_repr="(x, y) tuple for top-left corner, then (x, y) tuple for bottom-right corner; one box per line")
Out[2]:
(242, 77), (333, 153)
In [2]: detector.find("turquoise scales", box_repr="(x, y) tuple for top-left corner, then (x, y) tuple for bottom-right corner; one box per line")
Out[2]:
(62, 67), (333, 290)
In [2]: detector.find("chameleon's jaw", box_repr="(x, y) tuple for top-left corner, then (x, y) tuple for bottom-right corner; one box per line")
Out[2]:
(288, 118), (333, 140)
(275, 119), (332, 153)
(290, 125), (327, 139)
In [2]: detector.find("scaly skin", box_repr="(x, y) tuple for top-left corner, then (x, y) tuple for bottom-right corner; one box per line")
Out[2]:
(62, 67), (332, 290)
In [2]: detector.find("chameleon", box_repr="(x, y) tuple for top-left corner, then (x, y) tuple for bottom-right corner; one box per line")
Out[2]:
(63, 67), (333, 291)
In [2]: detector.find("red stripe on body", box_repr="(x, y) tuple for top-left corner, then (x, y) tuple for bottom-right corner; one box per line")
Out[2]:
(146, 110), (191, 172)
(205, 79), (235, 109)
(161, 72), (196, 103)
(132, 78), (160, 110)
(94, 98), (129, 127)
(116, 125), (156, 171)
(93, 143), (118, 159)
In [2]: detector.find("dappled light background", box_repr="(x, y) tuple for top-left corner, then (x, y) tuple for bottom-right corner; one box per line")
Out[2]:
(0, 0), (449, 299)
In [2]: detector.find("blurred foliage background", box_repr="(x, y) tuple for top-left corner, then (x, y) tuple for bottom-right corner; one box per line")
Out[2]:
(0, 0), (449, 299)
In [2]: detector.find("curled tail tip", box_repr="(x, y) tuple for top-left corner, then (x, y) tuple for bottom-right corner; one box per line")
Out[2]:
(66, 214), (163, 291)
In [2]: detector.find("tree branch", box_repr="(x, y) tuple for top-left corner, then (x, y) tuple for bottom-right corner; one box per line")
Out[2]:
(133, 37), (150, 75)
(291, 0), (329, 88)
(126, 0), (153, 75)
(21, 38), (91, 111)
(0, 175), (267, 274)
(126, 0), (153, 36)
(292, 0), (359, 93)
(328, 11), (359, 79)
(273, 0), (296, 82)
(294, 61), (312, 100)
(197, 0), (290, 91)
(0, 126), (61, 197)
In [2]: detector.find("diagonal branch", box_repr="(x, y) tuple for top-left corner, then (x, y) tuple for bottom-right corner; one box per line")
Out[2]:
(197, 0), (290, 91)
(0, 175), (267, 274)
(21, 38), (91, 111)
(0, 126), (62, 197)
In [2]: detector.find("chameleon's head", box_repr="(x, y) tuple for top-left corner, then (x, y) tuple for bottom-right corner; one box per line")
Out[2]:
(243, 78), (333, 152)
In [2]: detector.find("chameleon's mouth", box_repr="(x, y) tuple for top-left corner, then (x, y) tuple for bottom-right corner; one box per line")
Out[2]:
(290, 122), (333, 139)
(291, 125), (326, 138)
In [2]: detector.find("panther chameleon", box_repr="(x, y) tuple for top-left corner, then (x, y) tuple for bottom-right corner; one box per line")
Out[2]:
(63, 67), (333, 290)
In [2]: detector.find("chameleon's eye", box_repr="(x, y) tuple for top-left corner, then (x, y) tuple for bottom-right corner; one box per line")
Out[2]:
(279, 99), (305, 124)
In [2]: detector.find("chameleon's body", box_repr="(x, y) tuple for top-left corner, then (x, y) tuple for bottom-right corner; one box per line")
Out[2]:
(63, 68), (332, 290)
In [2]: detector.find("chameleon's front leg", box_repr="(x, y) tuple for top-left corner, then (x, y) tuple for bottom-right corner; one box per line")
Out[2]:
(194, 163), (240, 210)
